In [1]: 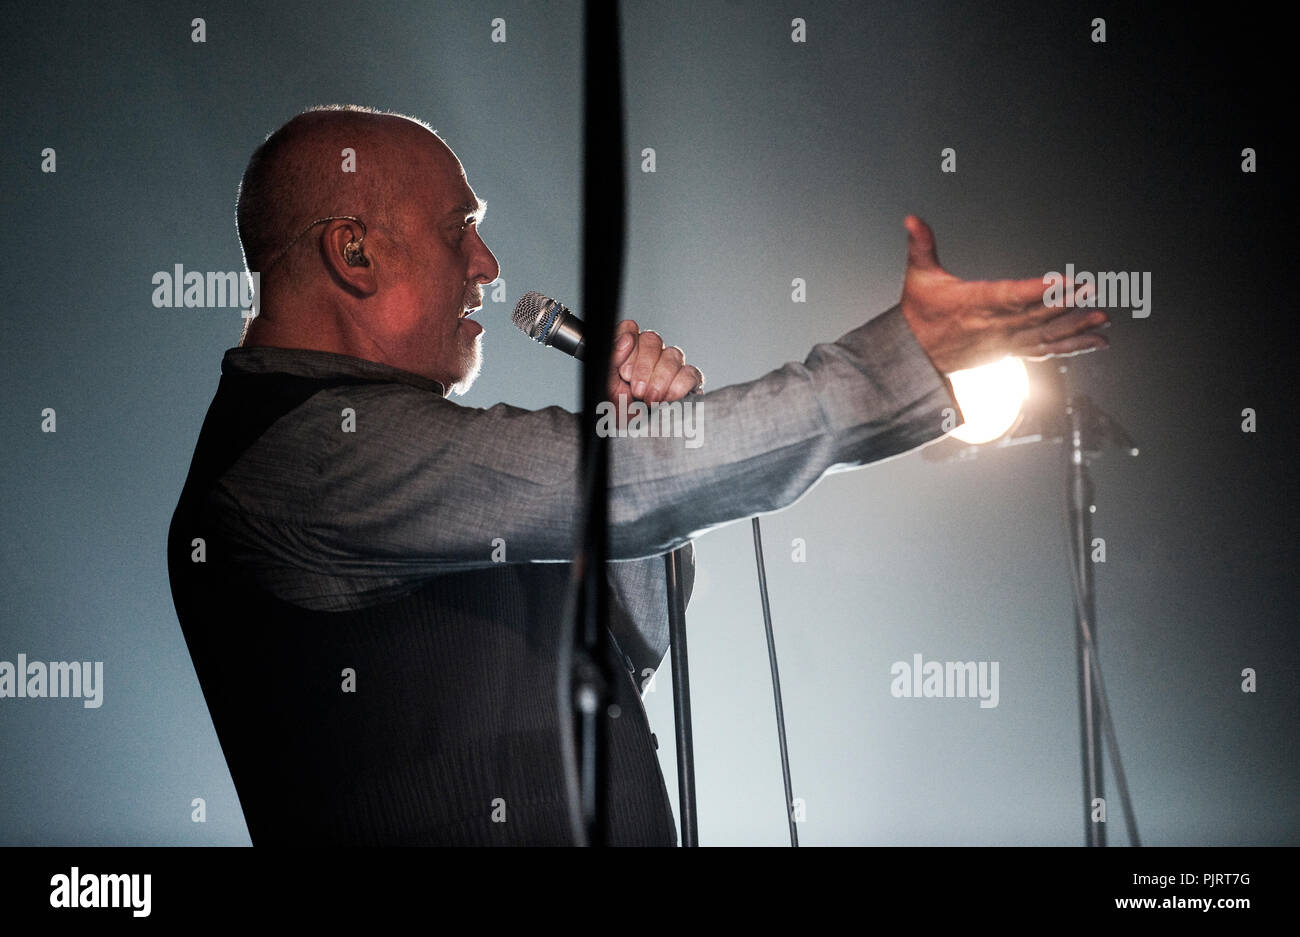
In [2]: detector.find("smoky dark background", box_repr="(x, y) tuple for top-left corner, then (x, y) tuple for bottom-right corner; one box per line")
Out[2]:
(0, 1), (1293, 845)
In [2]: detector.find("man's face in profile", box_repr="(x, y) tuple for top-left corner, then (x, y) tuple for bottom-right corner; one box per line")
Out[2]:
(385, 132), (499, 395)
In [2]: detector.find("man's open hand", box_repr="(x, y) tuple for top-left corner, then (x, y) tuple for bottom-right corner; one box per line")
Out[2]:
(899, 216), (1109, 374)
(607, 320), (704, 404)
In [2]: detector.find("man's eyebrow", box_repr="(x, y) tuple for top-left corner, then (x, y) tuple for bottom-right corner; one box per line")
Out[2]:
(446, 197), (487, 221)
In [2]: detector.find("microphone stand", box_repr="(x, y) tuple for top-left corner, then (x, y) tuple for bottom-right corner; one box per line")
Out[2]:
(751, 518), (800, 847)
(664, 547), (698, 846)
(561, 0), (625, 845)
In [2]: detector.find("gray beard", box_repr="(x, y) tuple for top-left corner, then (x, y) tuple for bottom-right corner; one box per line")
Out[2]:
(449, 331), (483, 396)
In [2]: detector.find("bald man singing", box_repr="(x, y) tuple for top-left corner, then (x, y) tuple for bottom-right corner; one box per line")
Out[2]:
(167, 105), (1108, 846)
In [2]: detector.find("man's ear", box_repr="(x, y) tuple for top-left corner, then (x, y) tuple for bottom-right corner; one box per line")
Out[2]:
(320, 219), (378, 295)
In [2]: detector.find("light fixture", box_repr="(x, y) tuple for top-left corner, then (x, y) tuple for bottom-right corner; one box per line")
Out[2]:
(946, 356), (1030, 444)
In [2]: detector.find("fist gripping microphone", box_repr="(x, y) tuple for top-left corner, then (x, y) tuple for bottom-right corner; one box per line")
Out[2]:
(512, 291), (586, 360)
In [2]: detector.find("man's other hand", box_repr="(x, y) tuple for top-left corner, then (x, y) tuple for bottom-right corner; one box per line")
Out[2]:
(899, 215), (1110, 374)
(607, 320), (704, 404)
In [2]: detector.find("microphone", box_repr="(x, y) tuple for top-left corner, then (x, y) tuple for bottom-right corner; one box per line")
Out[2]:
(513, 291), (585, 360)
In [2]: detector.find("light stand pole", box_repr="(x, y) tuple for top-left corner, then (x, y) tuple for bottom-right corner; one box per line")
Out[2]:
(924, 363), (1141, 845)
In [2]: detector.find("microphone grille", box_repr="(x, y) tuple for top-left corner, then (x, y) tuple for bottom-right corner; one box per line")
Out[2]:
(512, 290), (550, 339)
(513, 290), (570, 345)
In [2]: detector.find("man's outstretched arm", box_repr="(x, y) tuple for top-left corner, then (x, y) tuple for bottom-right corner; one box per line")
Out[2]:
(207, 218), (1107, 603)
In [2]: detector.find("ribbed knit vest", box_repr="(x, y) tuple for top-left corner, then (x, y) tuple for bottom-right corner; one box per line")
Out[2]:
(167, 370), (677, 845)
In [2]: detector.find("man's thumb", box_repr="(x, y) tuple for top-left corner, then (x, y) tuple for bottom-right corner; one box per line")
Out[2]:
(904, 215), (940, 271)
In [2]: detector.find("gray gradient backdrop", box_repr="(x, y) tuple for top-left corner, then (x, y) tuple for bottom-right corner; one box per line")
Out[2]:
(1, 0), (1294, 845)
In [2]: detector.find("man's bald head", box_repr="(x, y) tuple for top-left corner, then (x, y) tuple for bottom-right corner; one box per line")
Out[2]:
(235, 104), (500, 391)
(236, 104), (453, 279)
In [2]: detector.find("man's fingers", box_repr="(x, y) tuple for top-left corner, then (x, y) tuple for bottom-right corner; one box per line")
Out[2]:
(610, 327), (701, 403)
(1022, 335), (1109, 359)
(643, 346), (687, 402)
(666, 365), (704, 401)
(987, 277), (1052, 313)
(610, 321), (639, 361)
(610, 320), (639, 366)
(606, 321), (640, 398)
(623, 329), (664, 397)
(611, 331), (635, 365)
(991, 278), (1102, 330)
(1034, 308), (1109, 343)
(1005, 307), (1108, 358)
(1014, 328), (1109, 359)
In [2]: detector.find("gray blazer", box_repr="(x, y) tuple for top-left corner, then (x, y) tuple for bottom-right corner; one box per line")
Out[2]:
(201, 304), (958, 679)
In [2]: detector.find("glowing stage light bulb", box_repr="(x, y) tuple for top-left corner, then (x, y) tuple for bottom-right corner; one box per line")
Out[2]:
(946, 357), (1029, 445)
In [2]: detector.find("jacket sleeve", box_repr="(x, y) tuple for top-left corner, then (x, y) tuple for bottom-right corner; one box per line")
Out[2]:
(208, 305), (958, 609)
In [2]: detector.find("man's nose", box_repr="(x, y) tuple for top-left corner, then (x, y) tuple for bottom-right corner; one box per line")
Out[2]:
(469, 230), (500, 285)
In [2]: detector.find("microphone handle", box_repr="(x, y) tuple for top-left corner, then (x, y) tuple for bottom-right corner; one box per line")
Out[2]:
(548, 310), (586, 360)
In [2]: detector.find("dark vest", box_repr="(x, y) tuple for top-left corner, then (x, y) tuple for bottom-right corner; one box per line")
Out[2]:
(167, 371), (677, 845)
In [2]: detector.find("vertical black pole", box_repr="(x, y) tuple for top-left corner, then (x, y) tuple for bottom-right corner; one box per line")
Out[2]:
(664, 548), (698, 846)
(1067, 397), (1106, 846)
(575, 0), (625, 846)
(752, 518), (799, 847)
